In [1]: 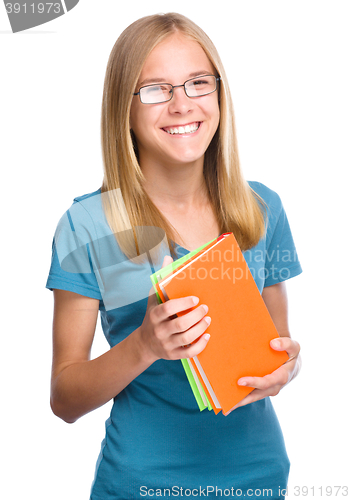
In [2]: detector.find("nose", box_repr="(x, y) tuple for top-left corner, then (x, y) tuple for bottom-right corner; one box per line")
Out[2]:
(167, 85), (193, 114)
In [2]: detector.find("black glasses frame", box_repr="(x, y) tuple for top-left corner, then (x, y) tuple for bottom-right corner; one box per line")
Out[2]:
(133, 75), (221, 104)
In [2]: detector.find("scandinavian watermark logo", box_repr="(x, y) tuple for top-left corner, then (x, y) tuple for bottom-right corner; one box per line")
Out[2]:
(4, 0), (79, 33)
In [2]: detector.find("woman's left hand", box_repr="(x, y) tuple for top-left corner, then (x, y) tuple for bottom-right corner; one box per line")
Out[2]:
(226, 336), (301, 414)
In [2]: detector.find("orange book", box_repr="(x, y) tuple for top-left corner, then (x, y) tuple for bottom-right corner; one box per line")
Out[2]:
(156, 233), (289, 415)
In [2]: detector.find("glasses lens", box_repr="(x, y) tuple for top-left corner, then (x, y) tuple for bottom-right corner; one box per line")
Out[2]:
(185, 75), (217, 97)
(140, 84), (173, 104)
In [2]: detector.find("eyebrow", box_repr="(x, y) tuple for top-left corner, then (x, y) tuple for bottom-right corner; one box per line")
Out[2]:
(138, 71), (213, 87)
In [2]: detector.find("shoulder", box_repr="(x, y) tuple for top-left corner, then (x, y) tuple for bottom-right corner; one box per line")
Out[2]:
(47, 189), (104, 299)
(247, 181), (282, 214)
(73, 187), (102, 204)
(54, 187), (105, 246)
(247, 181), (289, 241)
(68, 187), (104, 223)
(71, 187), (103, 223)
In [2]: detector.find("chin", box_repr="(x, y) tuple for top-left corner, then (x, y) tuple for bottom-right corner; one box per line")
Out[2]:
(167, 147), (207, 165)
(170, 155), (204, 166)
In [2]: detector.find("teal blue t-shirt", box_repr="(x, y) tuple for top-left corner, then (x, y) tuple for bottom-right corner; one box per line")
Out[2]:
(46, 182), (302, 499)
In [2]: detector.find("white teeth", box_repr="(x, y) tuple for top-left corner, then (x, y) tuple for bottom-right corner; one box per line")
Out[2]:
(164, 123), (200, 135)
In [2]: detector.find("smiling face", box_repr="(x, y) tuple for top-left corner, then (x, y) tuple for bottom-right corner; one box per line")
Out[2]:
(130, 33), (220, 172)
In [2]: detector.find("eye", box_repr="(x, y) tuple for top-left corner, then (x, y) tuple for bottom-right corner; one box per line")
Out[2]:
(146, 84), (171, 94)
(192, 79), (210, 86)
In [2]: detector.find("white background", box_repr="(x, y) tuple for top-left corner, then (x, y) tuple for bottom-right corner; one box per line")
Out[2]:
(1, 1), (349, 499)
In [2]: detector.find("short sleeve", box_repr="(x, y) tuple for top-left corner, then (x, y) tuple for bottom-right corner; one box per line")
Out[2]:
(46, 202), (103, 301)
(263, 191), (302, 287)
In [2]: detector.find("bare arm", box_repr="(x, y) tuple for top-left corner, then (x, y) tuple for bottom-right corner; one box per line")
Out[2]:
(50, 289), (154, 423)
(50, 257), (211, 424)
(261, 281), (301, 382)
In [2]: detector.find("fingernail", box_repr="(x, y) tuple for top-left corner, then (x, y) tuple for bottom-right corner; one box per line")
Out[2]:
(202, 304), (209, 314)
(203, 333), (210, 341)
(204, 316), (211, 325)
(271, 339), (281, 349)
(192, 297), (200, 305)
(238, 379), (247, 386)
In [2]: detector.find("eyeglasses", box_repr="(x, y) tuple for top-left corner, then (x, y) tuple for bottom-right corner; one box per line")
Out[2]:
(133, 75), (220, 104)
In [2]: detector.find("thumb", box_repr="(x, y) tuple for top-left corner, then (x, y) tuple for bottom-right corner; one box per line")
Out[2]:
(161, 255), (173, 269)
(147, 255), (174, 306)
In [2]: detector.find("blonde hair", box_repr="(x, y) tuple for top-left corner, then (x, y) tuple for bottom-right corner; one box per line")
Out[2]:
(100, 12), (266, 260)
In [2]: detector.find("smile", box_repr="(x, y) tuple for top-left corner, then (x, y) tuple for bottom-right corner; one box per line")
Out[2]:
(162, 122), (201, 135)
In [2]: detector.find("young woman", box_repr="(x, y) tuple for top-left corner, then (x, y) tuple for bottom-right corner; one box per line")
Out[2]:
(47, 13), (302, 500)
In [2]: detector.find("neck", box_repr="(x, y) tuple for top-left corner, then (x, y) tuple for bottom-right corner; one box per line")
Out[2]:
(141, 158), (209, 212)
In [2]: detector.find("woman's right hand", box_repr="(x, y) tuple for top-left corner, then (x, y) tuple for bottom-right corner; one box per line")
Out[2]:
(137, 256), (211, 364)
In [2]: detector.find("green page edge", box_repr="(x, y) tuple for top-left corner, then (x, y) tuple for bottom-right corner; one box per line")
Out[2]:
(150, 240), (216, 412)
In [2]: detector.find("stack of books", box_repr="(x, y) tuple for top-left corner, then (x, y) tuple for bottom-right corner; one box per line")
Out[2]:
(150, 233), (289, 416)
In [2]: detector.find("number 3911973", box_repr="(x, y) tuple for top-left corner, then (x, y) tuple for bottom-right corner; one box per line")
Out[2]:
(293, 486), (348, 496)
(5, 3), (62, 14)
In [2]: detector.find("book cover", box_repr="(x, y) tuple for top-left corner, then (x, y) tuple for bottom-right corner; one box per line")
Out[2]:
(154, 233), (289, 415)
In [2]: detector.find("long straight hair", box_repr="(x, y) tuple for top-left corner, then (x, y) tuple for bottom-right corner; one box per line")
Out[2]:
(100, 13), (266, 260)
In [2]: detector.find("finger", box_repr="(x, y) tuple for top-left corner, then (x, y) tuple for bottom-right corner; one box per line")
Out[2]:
(237, 371), (280, 390)
(172, 314), (212, 347)
(147, 283), (161, 309)
(225, 389), (263, 414)
(237, 360), (293, 390)
(174, 331), (211, 359)
(270, 337), (300, 361)
(161, 255), (173, 269)
(149, 256), (174, 300)
(155, 295), (201, 321)
(146, 255), (174, 307)
(167, 304), (210, 335)
(226, 378), (288, 415)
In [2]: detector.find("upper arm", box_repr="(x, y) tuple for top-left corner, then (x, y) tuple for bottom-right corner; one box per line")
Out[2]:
(51, 289), (100, 381)
(262, 282), (290, 337)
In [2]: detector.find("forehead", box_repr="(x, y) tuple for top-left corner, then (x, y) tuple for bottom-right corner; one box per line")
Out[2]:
(138, 33), (215, 84)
